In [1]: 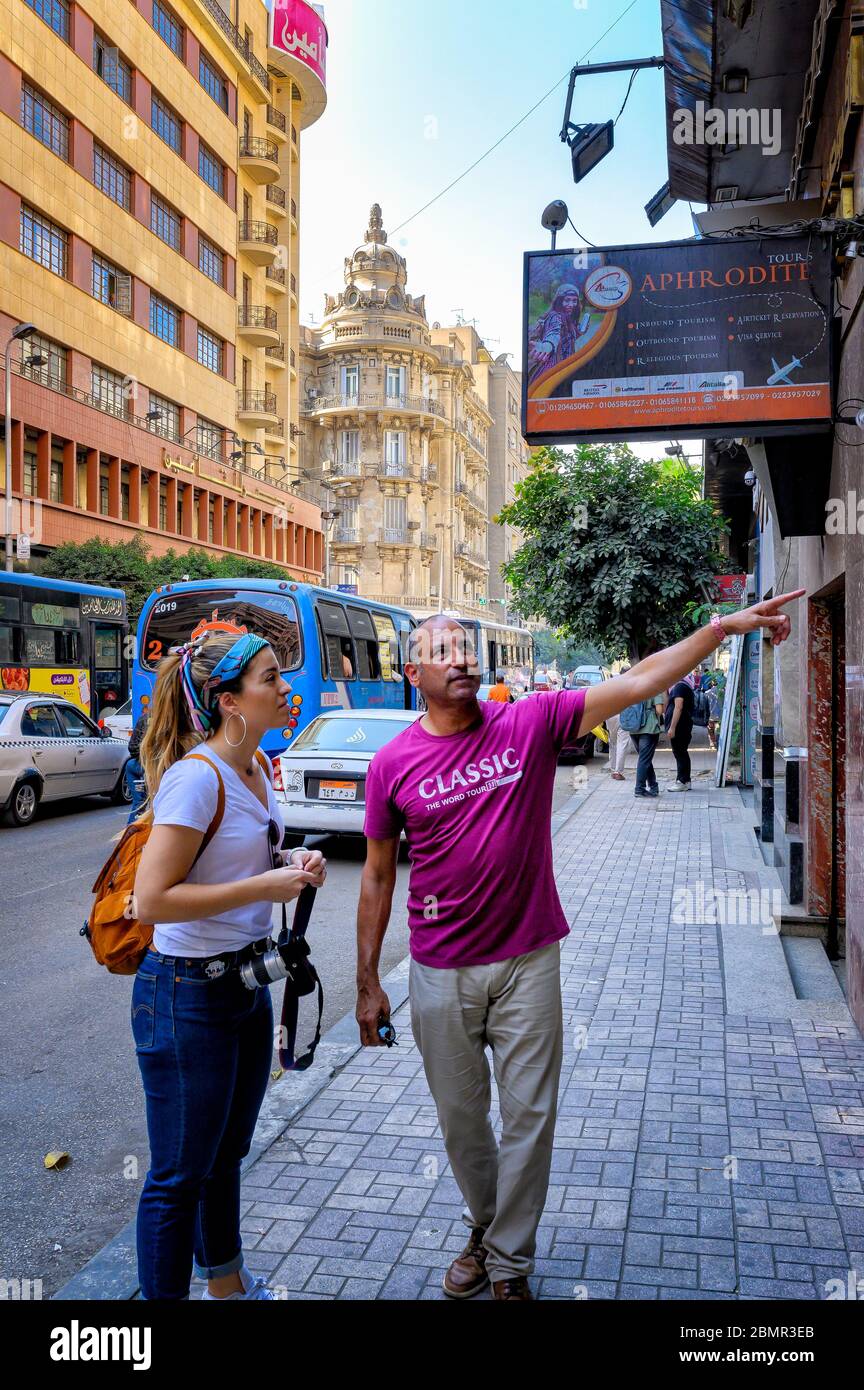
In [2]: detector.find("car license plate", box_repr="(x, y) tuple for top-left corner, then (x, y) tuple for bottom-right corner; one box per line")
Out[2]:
(319, 780), (356, 801)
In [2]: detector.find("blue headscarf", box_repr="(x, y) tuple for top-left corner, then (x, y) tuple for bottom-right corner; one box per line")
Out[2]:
(174, 633), (270, 735)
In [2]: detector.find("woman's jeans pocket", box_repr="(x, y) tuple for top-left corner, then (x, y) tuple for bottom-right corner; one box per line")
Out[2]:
(131, 970), (157, 1051)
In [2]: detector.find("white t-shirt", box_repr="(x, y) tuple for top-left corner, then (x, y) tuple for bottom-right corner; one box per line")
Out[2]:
(151, 747), (282, 957)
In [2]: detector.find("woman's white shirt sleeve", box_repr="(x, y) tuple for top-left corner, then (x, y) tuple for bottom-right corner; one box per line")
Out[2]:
(152, 758), (219, 834)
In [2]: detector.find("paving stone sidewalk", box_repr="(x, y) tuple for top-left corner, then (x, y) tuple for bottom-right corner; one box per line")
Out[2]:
(198, 773), (864, 1301)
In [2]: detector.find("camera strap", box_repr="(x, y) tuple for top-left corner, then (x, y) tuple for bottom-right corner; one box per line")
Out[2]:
(278, 884), (324, 1072)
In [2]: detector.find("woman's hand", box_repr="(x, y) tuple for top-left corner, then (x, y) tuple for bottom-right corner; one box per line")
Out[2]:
(259, 862), (326, 902)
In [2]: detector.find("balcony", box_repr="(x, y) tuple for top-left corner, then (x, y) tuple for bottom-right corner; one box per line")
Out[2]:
(197, 0), (270, 95)
(238, 136), (280, 183)
(455, 481), (487, 515)
(302, 391), (446, 421)
(265, 265), (287, 294)
(238, 220), (278, 266)
(419, 463), (438, 486)
(378, 460), (410, 480)
(455, 542), (488, 570)
(264, 416), (286, 445)
(291, 124), (298, 160)
(266, 105), (288, 142)
(236, 389), (279, 428)
(290, 272), (298, 304)
(265, 341), (286, 368)
(266, 184), (288, 217)
(290, 197), (298, 226)
(379, 528), (413, 547)
(333, 526), (360, 544)
(237, 305), (280, 347)
(419, 531), (437, 549)
(325, 457), (362, 480)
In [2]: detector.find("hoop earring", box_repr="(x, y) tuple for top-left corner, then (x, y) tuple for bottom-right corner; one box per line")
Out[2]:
(224, 712), (247, 747)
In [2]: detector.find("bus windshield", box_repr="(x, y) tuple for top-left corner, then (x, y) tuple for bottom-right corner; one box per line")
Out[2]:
(141, 589), (302, 673)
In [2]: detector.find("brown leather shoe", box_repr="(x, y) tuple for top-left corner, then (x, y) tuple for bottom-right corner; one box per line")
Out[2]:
(492, 1276), (533, 1300)
(442, 1227), (489, 1299)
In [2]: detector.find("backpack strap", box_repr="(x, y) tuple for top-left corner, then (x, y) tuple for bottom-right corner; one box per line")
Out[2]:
(184, 752), (226, 864)
(254, 748), (272, 782)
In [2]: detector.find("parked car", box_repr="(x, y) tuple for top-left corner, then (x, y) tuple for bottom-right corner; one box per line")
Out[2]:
(0, 695), (132, 826)
(569, 665), (613, 686)
(100, 697), (133, 741)
(276, 709), (421, 839)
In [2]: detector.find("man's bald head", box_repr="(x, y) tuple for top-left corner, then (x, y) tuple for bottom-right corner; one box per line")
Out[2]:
(407, 615), (470, 666)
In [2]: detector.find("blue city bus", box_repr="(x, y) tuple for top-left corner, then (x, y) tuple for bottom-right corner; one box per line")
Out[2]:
(132, 579), (417, 764)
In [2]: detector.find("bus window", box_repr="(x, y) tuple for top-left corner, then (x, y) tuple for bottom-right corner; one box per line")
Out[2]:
(371, 613), (401, 680)
(141, 589), (302, 673)
(93, 625), (122, 703)
(346, 607), (381, 681)
(316, 600), (356, 681)
(23, 628), (56, 665)
(0, 626), (12, 663)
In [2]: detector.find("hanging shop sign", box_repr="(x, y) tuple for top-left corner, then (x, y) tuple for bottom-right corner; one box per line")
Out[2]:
(523, 234), (833, 444)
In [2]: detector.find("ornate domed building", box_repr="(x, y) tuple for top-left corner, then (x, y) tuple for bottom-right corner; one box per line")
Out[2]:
(299, 205), (495, 614)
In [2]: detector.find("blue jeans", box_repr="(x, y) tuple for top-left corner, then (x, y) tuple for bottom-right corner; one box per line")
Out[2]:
(132, 948), (274, 1300)
(125, 757), (145, 822)
(634, 733), (659, 792)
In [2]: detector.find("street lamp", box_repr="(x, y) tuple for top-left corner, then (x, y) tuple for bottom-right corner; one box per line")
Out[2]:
(5, 322), (38, 571)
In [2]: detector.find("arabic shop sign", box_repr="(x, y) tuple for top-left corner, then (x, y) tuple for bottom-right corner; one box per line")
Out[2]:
(270, 0), (327, 90)
(522, 234), (833, 444)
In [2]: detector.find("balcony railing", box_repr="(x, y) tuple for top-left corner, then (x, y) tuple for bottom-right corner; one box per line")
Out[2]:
(291, 124), (297, 144)
(290, 197), (298, 219)
(199, 0), (271, 91)
(265, 417), (285, 437)
(380, 528), (411, 544)
(238, 305), (278, 331)
(290, 272), (297, 294)
(328, 458), (362, 477)
(266, 105), (286, 132)
(333, 526), (359, 543)
(266, 184), (287, 208)
(456, 481), (486, 512)
(265, 343), (285, 361)
(379, 461), (409, 478)
(266, 265), (286, 285)
(419, 531), (437, 548)
(239, 136), (279, 163)
(420, 464), (438, 483)
(238, 220), (278, 245)
(455, 542), (488, 566)
(237, 389), (277, 414)
(303, 391), (445, 418)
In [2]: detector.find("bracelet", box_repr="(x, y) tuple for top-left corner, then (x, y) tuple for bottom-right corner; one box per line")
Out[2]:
(709, 612), (727, 643)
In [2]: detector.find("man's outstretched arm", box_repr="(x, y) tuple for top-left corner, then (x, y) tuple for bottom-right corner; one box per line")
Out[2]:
(579, 588), (805, 735)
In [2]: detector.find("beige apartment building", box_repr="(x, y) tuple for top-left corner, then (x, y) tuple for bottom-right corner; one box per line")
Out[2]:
(299, 204), (527, 618)
(0, 0), (327, 576)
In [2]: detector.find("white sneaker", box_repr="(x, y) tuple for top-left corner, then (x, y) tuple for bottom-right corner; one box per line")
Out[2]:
(202, 1264), (275, 1301)
(667, 781), (691, 792)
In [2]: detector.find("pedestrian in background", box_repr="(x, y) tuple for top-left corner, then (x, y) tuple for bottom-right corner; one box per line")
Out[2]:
(487, 671), (514, 703)
(125, 707), (150, 822)
(604, 664), (631, 780)
(633, 689), (666, 798)
(665, 666), (699, 791)
(706, 676), (722, 751)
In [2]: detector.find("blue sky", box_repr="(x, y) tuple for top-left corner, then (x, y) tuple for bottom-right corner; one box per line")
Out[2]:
(296, 0), (699, 374)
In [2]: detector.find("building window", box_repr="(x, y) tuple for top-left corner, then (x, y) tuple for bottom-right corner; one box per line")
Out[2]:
(200, 53), (229, 112)
(339, 498), (358, 529)
(94, 143), (131, 210)
(197, 328), (223, 374)
(196, 418), (223, 458)
(150, 193), (181, 250)
(341, 365), (359, 400)
(21, 82), (69, 160)
(384, 496), (406, 530)
(151, 93), (182, 154)
(149, 293), (180, 347)
(19, 205), (66, 276)
(92, 254), (132, 314)
(93, 32), (131, 103)
(147, 393), (180, 443)
(24, 0), (69, 42)
(339, 429), (360, 467)
(50, 458), (63, 503)
(22, 332), (67, 390)
(152, 0), (183, 59)
(198, 235), (224, 286)
(385, 365), (405, 403)
(91, 364), (129, 419)
(198, 143), (224, 196)
(384, 430), (406, 472)
(338, 565), (359, 588)
(159, 485), (168, 531)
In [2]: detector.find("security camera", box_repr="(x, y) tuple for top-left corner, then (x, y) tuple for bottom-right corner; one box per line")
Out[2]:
(541, 200), (569, 232)
(743, 469), (756, 487)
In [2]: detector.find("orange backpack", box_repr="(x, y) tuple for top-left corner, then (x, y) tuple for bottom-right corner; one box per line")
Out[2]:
(81, 750), (269, 975)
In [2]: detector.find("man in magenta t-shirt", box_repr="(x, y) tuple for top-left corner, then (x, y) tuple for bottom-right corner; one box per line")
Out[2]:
(357, 596), (801, 1301)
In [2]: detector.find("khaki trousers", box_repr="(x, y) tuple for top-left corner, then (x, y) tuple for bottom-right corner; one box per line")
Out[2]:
(409, 940), (563, 1283)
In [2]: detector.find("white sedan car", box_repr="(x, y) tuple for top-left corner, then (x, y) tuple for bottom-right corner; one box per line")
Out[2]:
(276, 708), (420, 838)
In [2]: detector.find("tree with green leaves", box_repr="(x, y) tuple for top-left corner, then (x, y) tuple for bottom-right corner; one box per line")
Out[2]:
(498, 444), (729, 662)
(37, 537), (289, 625)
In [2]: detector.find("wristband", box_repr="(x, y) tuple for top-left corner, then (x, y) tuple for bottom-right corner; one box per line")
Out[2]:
(709, 612), (727, 642)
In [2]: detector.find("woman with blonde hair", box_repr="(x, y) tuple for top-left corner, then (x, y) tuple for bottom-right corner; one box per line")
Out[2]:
(131, 630), (326, 1301)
